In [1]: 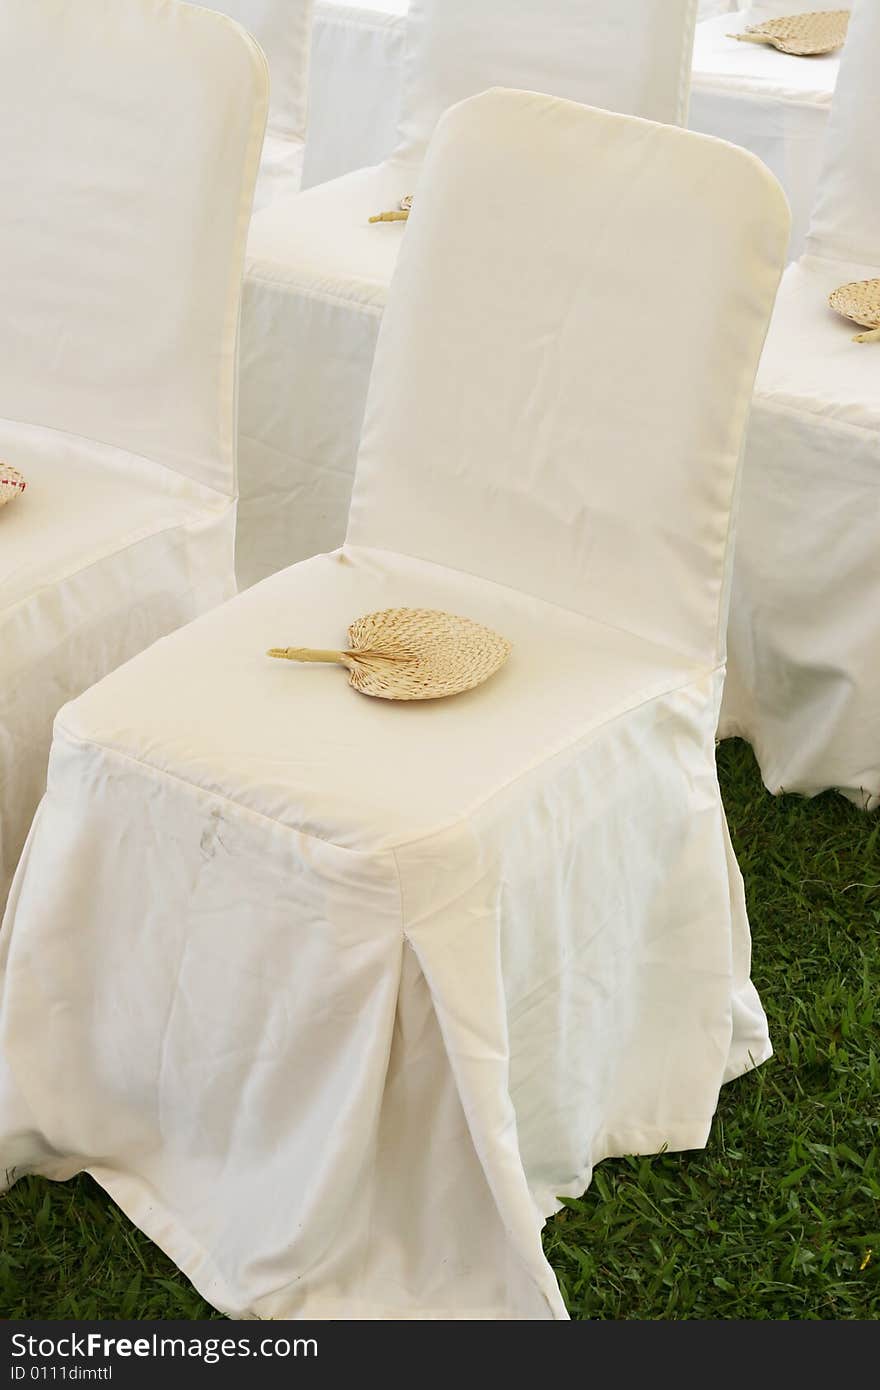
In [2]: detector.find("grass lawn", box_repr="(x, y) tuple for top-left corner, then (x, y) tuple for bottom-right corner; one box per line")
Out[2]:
(1, 739), (878, 1320)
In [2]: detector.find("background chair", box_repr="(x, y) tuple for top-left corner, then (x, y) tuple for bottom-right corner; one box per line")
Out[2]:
(236, 0), (700, 590)
(305, 0), (735, 189)
(0, 0), (268, 905)
(0, 88), (788, 1319)
(722, 0), (880, 809)
(690, 2), (851, 256)
(189, 1), (313, 209)
(306, 0), (408, 188)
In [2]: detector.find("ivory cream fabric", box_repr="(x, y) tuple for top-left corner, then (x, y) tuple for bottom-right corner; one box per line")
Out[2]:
(689, 3), (849, 256)
(190, 1), (313, 208)
(722, 0), (880, 808)
(0, 0), (268, 905)
(306, 1), (731, 189)
(0, 89), (789, 1320)
(237, 0), (700, 589)
(305, 0), (408, 187)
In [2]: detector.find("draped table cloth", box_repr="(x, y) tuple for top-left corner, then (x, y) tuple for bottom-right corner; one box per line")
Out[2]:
(0, 88), (789, 1320)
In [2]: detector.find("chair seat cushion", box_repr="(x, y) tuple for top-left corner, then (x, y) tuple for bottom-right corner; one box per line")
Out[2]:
(755, 255), (880, 434)
(0, 421), (216, 615)
(691, 10), (841, 105)
(59, 546), (700, 853)
(245, 160), (413, 312)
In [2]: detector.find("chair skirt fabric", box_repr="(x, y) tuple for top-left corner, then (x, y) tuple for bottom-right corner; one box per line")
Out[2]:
(0, 419), (236, 906)
(0, 547), (770, 1319)
(721, 256), (880, 809)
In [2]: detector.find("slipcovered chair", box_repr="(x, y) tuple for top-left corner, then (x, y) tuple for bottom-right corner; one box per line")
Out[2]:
(0, 0), (268, 906)
(690, 2), (851, 256)
(306, 0), (731, 189)
(236, 0), (700, 589)
(305, 0), (408, 187)
(0, 88), (788, 1319)
(191, 1), (313, 209)
(722, 0), (880, 809)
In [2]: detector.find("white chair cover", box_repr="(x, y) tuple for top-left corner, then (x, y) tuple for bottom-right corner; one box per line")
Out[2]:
(0, 0), (267, 902)
(721, 0), (880, 808)
(238, 0), (700, 590)
(189, 1), (313, 208)
(689, 2), (851, 257)
(305, 0), (408, 188)
(0, 88), (789, 1320)
(305, 0), (732, 189)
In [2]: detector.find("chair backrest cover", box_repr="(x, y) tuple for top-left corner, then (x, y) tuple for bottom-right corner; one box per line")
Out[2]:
(393, 0), (699, 165)
(0, 0), (268, 497)
(191, 1), (312, 143)
(348, 88), (789, 668)
(806, 0), (878, 267)
(747, 2), (850, 15)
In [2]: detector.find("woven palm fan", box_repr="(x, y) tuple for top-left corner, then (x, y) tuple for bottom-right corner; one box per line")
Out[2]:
(369, 194), (414, 225)
(268, 607), (511, 700)
(828, 279), (880, 343)
(0, 462), (26, 509)
(732, 10), (849, 55)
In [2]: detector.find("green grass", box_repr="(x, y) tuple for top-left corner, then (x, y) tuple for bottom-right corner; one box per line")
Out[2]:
(1, 740), (878, 1320)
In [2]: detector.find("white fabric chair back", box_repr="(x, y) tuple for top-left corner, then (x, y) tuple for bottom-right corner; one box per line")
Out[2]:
(0, 0), (268, 497)
(349, 88), (789, 667)
(394, 0), (699, 165)
(805, 0), (879, 267)
(749, 1), (850, 13)
(192, 1), (312, 144)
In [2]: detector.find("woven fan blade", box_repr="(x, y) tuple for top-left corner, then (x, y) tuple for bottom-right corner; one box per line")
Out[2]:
(735, 10), (849, 56)
(269, 608), (511, 701)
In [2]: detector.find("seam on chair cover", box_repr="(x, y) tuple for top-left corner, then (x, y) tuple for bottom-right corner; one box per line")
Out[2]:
(245, 266), (388, 314)
(48, 726), (398, 856)
(0, 504), (231, 626)
(215, 24), (270, 489)
(0, 414), (233, 506)
(53, 666), (717, 857)
(341, 542), (716, 663)
(689, 79), (834, 108)
(751, 392), (880, 445)
(676, 0), (700, 126)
